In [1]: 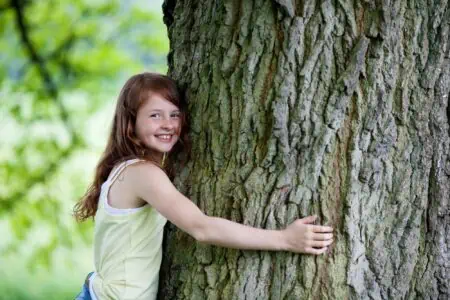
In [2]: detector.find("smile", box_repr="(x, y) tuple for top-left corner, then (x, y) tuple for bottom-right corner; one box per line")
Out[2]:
(155, 134), (173, 141)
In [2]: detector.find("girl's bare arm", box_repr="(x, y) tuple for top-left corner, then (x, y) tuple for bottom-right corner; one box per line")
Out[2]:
(129, 163), (333, 255)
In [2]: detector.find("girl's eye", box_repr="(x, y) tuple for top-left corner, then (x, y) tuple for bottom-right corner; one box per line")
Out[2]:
(171, 113), (181, 119)
(150, 113), (161, 119)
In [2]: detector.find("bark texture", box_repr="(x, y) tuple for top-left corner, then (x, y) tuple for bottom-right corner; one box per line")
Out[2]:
(159, 1), (449, 299)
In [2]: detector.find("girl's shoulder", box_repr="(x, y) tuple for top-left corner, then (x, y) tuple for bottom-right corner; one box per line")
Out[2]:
(108, 159), (172, 203)
(125, 159), (176, 201)
(125, 159), (168, 180)
(108, 158), (166, 185)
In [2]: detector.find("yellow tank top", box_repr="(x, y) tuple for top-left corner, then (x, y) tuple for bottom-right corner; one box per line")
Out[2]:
(90, 159), (167, 300)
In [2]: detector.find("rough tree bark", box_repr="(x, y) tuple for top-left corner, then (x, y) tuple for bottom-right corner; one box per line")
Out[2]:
(159, 1), (449, 299)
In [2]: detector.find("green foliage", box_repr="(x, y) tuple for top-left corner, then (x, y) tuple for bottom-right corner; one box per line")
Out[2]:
(0, 257), (88, 299)
(0, 281), (76, 300)
(0, 0), (168, 276)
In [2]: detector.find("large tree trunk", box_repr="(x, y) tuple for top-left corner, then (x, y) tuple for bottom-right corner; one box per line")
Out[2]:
(159, 1), (449, 299)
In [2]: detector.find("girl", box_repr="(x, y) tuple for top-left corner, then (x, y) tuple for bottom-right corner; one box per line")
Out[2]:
(74, 72), (334, 300)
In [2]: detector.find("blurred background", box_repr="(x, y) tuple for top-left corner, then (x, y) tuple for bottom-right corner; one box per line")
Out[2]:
(0, 0), (168, 298)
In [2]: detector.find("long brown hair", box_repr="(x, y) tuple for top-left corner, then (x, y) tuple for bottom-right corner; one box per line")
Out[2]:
(73, 72), (190, 221)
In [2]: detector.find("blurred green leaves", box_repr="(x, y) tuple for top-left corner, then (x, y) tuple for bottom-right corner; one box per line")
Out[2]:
(0, 0), (168, 269)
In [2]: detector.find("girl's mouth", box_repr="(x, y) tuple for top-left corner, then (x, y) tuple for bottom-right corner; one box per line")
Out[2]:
(155, 134), (173, 142)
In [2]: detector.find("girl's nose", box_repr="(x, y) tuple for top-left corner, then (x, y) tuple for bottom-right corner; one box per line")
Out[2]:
(161, 119), (175, 130)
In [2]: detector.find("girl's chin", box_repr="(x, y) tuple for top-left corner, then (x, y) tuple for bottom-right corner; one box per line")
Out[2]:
(144, 138), (178, 154)
(147, 144), (175, 154)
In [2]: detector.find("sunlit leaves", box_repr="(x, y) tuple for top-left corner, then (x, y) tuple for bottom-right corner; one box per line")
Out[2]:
(2, 0), (167, 95)
(0, 0), (169, 270)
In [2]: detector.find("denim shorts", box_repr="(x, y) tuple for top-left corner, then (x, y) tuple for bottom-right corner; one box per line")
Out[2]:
(74, 272), (94, 300)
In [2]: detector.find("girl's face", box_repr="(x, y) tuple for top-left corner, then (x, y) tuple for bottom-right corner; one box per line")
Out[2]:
(135, 94), (181, 156)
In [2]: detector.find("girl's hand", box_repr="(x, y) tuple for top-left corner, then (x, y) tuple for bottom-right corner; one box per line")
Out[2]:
(282, 215), (334, 255)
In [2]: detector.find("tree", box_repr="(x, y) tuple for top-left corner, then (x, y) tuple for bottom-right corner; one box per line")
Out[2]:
(159, 1), (449, 299)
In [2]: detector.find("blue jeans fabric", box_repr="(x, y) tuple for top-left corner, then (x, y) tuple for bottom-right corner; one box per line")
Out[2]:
(75, 272), (94, 300)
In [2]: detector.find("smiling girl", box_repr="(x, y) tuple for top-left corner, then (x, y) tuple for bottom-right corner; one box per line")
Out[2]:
(73, 72), (333, 300)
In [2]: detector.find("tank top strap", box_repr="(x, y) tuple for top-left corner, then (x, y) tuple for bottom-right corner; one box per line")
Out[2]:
(107, 158), (144, 185)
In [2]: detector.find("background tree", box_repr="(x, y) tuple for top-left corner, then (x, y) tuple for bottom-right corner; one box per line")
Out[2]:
(0, 0), (168, 298)
(159, 1), (449, 299)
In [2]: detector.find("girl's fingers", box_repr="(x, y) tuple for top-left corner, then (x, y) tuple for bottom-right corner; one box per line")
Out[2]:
(299, 215), (317, 224)
(311, 225), (333, 233)
(313, 233), (333, 241)
(305, 247), (328, 255)
(310, 239), (333, 248)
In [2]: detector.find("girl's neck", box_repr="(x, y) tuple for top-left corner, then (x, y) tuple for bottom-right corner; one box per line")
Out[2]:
(148, 151), (165, 166)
